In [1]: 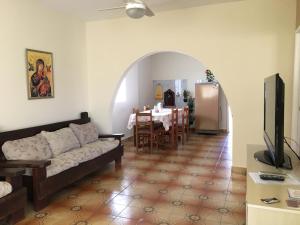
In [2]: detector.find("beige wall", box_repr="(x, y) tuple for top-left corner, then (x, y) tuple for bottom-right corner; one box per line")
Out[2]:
(150, 52), (207, 97)
(86, 0), (296, 168)
(112, 63), (139, 138)
(297, 0), (300, 27)
(112, 57), (153, 138)
(0, 0), (88, 131)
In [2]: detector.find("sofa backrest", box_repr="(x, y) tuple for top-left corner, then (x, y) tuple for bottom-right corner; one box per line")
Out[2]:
(0, 112), (91, 160)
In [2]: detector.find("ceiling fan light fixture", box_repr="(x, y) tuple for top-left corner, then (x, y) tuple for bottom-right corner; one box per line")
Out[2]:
(126, 2), (146, 19)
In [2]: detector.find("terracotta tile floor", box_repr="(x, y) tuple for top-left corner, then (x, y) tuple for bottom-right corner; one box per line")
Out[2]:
(16, 134), (246, 225)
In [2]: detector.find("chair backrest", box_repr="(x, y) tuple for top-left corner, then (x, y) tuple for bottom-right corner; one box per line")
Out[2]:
(170, 108), (179, 147)
(183, 106), (189, 128)
(135, 112), (153, 133)
(171, 108), (179, 128)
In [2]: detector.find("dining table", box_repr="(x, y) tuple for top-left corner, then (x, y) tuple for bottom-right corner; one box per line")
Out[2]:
(127, 108), (183, 146)
(127, 108), (183, 131)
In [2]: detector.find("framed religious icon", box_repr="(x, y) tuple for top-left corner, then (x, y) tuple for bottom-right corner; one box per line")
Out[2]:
(154, 83), (163, 100)
(26, 49), (54, 99)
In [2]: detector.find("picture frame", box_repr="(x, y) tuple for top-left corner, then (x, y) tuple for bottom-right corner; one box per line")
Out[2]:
(154, 83), (163, 100)
(26, 49), (54, 99)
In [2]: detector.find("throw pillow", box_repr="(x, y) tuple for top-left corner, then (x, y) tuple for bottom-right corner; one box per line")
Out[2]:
(2, 134), (52, 160)
(69, 122), (99, 146)
(41, 128), (80, 157)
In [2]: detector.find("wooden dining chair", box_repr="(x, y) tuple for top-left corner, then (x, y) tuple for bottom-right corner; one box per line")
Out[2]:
(132, 108), (139, 146)
(135, 111), (163, 153)
(184, 106), (190, 141)
(178, 106), (189, 144)
(164, 108), (178, 149)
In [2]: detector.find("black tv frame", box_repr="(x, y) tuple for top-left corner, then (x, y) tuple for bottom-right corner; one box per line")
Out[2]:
(254, 74), (292, 170)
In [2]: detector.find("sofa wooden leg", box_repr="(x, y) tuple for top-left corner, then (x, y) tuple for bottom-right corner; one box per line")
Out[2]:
(33, 197), (49, 212)
(9, 208), (25, 225)
(32, 167), (48, 211)
(115, 158), (122, 170)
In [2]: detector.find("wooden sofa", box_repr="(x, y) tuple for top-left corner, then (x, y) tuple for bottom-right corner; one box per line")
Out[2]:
(0, 112), (124, 211)
(0, 168), (26, 225)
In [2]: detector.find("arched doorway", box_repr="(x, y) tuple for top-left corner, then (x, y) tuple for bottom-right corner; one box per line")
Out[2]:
(111, 51), (233, 149)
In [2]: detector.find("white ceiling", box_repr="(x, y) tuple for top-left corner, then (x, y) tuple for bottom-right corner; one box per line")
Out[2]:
(41, 0), (242, 21)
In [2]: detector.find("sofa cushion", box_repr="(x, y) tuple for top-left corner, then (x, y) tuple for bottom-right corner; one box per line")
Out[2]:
(2, 134), (52, 160)
(46, 156), (79, 178)
(69, 122), (99, 146)
(85, 139), (119, 154)
(59, 146), (101, 164)
(0, 181), (12, 198)
(24, 146), (104, 177)
(41, 128), (80, 157)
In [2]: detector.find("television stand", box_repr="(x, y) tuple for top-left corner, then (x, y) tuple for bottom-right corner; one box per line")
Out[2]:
(254, 150), (292, 170)
(247, 145), (300, 225)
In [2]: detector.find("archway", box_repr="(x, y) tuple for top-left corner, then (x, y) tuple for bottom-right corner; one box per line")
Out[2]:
(111, 51), (233, 152)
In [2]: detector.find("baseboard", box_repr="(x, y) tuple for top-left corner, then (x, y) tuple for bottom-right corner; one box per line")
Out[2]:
(194, 129), (229, 134)
(231, 166), (247, 175)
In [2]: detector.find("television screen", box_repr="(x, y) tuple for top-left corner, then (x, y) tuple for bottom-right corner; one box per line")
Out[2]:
(255, 74), (292, 169)
(264, 74), (283, 166)
(264, 76), (277, 154)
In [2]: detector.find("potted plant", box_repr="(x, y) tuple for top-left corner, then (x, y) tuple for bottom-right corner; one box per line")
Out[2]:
(206, 69), (215, 82)
(188, 97), (195, 127)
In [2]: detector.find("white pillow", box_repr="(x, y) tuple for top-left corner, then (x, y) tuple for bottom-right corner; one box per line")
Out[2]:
(2, 134), (52, 160)
(41, 128), (80, 157)
(69, 122), (99, 146)
(0, 181), (12, 198)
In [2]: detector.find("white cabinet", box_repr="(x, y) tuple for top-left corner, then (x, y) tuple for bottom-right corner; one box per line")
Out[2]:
(246, 145), (300, 225)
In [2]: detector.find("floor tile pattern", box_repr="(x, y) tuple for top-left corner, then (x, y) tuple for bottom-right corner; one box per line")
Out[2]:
(16, 134), (246, 225)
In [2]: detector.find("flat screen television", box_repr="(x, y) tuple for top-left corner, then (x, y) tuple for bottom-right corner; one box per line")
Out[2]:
(254, 74), (292, 169)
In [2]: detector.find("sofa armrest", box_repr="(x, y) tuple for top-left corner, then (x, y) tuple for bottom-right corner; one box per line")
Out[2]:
(0, 168), (25, 177)
(0, 160), (51, 169)
(99, 134), (124, 142)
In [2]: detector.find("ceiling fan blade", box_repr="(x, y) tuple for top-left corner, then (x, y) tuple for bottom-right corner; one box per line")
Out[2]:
(145, 5), (155, 17)
(96, 6), (125, 12)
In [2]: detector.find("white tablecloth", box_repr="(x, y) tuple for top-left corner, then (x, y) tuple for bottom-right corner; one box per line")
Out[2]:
(127, 108), (182, 131)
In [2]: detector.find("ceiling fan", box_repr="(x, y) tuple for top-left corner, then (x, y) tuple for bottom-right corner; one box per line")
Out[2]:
(96, 0), (155, 19)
